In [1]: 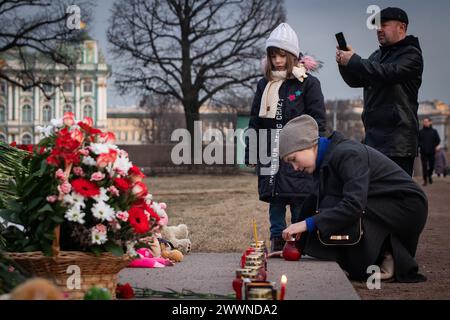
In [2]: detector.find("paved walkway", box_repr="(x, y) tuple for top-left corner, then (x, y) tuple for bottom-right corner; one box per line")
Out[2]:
(118, 253), (360, 300)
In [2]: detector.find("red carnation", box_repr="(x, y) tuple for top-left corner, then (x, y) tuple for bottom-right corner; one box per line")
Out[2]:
(132, 199), (160, 223)
(114, 177), (131, 192)
(128, 165), (145, 183)
(116, 283), (134, 299)
(128, 206), (150, 234)
(71, 178), (100, 198)
(78, 121), (102, 136)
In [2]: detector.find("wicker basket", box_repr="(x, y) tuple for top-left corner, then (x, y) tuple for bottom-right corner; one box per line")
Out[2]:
(6, 226), (130, 299)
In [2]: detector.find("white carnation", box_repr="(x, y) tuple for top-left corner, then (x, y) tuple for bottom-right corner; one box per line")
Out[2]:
(82, 156), (97, 166)
(91, 201), (115, 222)
(64, 206), (86, 224)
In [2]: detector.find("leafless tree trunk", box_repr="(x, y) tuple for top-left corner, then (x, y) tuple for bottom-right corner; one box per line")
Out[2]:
(108, 0), (285, 141)
(0, 0), (93, 98)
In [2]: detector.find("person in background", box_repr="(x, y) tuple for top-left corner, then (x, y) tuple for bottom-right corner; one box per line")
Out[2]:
(434, 145), (447, 178)
(419, 118), (440, 186)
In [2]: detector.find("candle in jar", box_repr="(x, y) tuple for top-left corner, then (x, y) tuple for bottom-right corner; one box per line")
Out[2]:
(279, 275), (287, 300)
(253, 218), (259, 247)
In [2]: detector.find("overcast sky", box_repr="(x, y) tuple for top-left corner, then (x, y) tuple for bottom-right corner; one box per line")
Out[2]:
(91, 0), (450, 107)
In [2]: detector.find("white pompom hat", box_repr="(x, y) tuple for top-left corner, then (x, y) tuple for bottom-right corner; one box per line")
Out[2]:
(265, 23), (300, 58)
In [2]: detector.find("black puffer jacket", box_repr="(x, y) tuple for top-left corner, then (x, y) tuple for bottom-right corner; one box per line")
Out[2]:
(339, 35), (423, 157)
(245, 75), (327, 203)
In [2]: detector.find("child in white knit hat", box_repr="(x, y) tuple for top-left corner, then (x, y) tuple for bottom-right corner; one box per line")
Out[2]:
(245, 22), (327, 253)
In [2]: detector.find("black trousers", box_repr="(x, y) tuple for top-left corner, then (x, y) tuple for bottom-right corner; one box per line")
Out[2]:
(420, 153), (435, 181)
(388, 156), (415, 177)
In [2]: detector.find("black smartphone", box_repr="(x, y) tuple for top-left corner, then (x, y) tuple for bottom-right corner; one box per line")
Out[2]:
(335, 32), (348, 51)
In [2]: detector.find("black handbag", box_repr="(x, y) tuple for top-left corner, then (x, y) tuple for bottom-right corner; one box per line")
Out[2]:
(314, 146), (370, 246)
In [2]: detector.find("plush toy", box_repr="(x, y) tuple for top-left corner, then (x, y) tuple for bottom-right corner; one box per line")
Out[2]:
(160, 243), (184, 262)
(140, 234), (162, 258)
(128, 248), (173, 268)
(9, 278), (64, 300)
(160, 224), (192, 254)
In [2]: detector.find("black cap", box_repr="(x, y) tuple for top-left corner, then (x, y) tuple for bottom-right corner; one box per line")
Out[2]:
(372, 7), (409, 25)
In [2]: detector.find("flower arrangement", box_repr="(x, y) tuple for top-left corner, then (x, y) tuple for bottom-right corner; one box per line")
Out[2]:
(0, 112), (160, 258)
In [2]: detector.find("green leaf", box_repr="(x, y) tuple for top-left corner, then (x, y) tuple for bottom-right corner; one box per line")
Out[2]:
(37, 204), (54, 214)
(90, 245), (103, 256)
(51, 215), (64, 224)
(104, 242), (124, 257)
(43, 232), (55, 240)
(5, 200), (23, 214)
(26, 197), (44, 212)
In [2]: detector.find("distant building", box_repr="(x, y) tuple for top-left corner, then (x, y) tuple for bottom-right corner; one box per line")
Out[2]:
(0, 36), (111, 144)
(107, 104), (236, 145)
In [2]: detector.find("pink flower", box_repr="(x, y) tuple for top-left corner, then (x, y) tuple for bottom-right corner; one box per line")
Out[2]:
(63, 112), (75, 127)
(93, 223), (107, 234)
(99, 132), (116, 144)
(73, 166), (85, 176)
(288, 94), (296, 101)
(107, 185), (120, 197)
(83, 117), (94, 127)
(55, 169), (66, 181)
(131, 182), (148, 198)
(90, 171), (105, 181)
(70, 128), (84, 143)
(57, 181), (72, 194)
(46, 195), (58, 203)
(79, 149), (90, 156)
(96, 149), (117, 169)
(116, 211), (129, 222)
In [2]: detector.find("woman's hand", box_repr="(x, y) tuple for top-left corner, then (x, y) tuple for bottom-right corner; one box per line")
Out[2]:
(282, 221), (307, 241)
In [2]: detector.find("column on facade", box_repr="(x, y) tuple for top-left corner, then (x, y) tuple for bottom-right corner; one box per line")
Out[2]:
(96, 77), (107, 129)
(34, 86), (40, 122)
(75, 76), (81, 120)
(54, 76), (60, 119)
(14, 84), (19, 123)
(7, 84), (13, 121)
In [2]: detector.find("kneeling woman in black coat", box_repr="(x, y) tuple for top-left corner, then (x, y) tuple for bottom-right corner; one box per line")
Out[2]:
(279, 115), (428, 283)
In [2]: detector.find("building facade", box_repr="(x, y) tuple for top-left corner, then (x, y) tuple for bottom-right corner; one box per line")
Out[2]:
(0, 38), (110, 144)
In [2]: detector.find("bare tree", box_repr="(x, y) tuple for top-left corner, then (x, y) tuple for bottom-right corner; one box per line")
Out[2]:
(139, 94), (184, 144)
(0, 0), (93, 97)
(108, 0), (285, 140)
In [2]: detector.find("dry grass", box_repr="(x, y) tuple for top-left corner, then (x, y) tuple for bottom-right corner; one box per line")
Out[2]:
(145, 174), (281, 252)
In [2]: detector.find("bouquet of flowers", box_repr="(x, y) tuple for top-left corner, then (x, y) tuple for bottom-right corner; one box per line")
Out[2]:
(0, 112), (160, 258)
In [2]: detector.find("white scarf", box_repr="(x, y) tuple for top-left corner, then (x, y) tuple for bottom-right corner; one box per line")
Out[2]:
(259, 64), (308, 118)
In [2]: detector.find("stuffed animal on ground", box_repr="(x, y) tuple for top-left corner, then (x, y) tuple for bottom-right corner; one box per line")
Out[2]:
(9, 278), (64, 300)
(160, 242), (184, 262)
(128, 248), (173, 268)
(160, 224), (192, 255)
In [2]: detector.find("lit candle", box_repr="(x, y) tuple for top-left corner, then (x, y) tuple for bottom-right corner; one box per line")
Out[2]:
(253, 218), (259, 247)
(279, 275), (287, 300)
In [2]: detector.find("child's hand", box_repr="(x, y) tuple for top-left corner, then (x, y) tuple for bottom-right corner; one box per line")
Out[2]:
(282, 221), (307, 241)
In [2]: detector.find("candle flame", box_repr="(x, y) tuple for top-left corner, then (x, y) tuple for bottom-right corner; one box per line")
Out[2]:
(281, 275), (287, 284)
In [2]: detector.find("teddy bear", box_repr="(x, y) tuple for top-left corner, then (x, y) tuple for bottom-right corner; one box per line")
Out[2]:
(160, 242), (184, 262)
(160, 224), (191, 255)
(149, 201), (192, 255)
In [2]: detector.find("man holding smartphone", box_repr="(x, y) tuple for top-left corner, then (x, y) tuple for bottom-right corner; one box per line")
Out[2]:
(336, 7), (423, 176)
